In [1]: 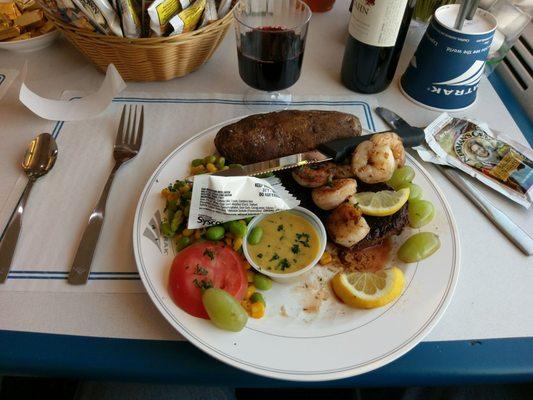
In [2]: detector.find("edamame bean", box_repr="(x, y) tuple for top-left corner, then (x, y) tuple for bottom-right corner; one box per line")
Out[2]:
(170, 210), (183, 232)
(247, 226), (263, 245)
(216, 157), (225, 169)
(229, 220), (247, 238)
(250, 292), (266, 306)
(206, 226), (225, 241)
(253, 274), (272, 291)
(176, 236), (191, 251)
(191, 159), (204, 167)
(161, 222), (174, 238)
(204, 155), (217, 164)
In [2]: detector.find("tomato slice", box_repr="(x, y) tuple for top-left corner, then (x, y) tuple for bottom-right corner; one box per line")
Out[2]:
(168, 242), (247, 319)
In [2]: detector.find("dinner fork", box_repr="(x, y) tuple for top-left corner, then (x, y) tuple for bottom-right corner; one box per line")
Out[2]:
(68, 105), (144, 285)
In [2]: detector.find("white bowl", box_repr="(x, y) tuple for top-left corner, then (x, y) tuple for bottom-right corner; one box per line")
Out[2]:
(242, 207), (327, 284)
(0, 30), (59, 53)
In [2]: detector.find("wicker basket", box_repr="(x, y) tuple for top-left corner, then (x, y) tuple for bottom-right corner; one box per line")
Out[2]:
(43, 10), (234, 81)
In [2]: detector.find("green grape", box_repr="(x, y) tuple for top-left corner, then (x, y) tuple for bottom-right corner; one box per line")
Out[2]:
(387, 166), (415, 189)
(253, 273), (272, 290)
(202, 288), (248, 332)
(400, 182), (423, 200)
(204, 155), (217, 164)
(216, 156), (225, 169)
(398, 232), (440, 263)
(408, 199), (435, 228)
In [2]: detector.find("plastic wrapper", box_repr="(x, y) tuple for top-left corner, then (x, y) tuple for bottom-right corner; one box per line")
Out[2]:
(92, 0), (123, 36)
(72, 0), (114, 34)
(116, 0), (141, 37)
(187, 175), (300, 229)
(420, 113), (533, 208)
(198, 0), (217, 28)
(169, 0), (204, 35)
(147, 0), (190, 36)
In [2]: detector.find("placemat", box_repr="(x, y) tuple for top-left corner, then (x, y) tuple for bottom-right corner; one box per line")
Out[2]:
(0, 69), (19, 101)
(0, 92), (383, 294)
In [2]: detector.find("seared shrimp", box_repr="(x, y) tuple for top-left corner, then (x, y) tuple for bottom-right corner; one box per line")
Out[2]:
(352, 141), (396, 184)
(312, 178), (357, 210)
(326, 202), (370, 248)
(330, 163), (356, 179)
(371, 132), (405, 168)
(292, 163), (332, 188)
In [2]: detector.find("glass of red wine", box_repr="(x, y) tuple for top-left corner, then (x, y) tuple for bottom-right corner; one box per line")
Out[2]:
(234, 0), (312, 109)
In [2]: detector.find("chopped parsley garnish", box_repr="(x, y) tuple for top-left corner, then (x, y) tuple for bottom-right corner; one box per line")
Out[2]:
(277, 224), (284, 232)
(193, 264), (209, 276)
(269, 253), (279, 262)
(203, 248), (215, 260)
(291, 244), (300, 254)
(295, 232), (310, 248)
(192, 278), (213, 290)
(278, 258), (291, 271)
(257, 253), (263, 259)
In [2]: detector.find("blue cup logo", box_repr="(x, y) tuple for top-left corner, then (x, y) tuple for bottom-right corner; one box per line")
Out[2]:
(400, 5), (497, 111)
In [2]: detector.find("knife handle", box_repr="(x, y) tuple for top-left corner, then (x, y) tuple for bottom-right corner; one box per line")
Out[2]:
(318, 136), (367, 162)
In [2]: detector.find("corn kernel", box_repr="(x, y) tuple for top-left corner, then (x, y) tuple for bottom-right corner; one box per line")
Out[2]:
(250, 301), (266, 319)
(206, 163), (218, 173)
(246, 270), (255, 283)
(241, 300), (251, 312)
(191, 165), (206, 175)
(194, 230), (202, 240)
(179, 185), (190, 194)
(233, 237), (243, 251)
(161, 188), (171, 198)
(244, 285), (255, 300)
(182, 229), (193, 237)
(319, 252), (332, 265)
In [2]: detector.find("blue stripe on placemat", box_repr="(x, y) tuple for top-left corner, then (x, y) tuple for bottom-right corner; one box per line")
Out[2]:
(0, 329), (531, 386)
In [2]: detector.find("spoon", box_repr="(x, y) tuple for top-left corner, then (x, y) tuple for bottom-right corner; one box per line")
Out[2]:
(0, 133), (58, 283)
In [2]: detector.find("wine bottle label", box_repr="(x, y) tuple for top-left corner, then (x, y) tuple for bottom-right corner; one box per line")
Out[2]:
(349, 0), (408, 47)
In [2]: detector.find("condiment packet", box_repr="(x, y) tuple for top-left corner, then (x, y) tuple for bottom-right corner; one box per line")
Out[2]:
(92, 0), (124, 36)
(169, 0), (204, 35)
(198, 0), (217, 28)
(216, 0), (230, 18)
(72, 0), (114, 35)
(147, 0), (190, 36)
(187, 175), (300, 229)
(116, 0), (141, 37)
(420, 113), (533, 208)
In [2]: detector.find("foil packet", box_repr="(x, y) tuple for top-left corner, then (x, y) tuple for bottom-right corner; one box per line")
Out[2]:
(169, 0), (204, 35)
(187, 175), (300, 229)
(421, 113), (533, 208)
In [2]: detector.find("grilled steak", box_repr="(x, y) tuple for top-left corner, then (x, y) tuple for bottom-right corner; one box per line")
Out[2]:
(214, 110), (362, 165)
(277, 173), (409, 251)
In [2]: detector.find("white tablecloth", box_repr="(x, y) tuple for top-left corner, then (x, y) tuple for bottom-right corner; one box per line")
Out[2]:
(0, 0), (531, 342)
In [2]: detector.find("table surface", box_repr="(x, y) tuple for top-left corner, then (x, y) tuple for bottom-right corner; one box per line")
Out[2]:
(0, 0), (532, 385)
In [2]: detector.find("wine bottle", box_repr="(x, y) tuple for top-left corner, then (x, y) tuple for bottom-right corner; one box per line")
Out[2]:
(341, 0), (416, 94)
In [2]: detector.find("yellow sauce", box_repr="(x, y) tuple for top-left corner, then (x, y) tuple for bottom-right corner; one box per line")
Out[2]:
(249, 211), (320, 274)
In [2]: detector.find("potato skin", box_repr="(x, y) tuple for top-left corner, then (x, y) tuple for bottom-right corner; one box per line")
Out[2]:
(214, 110), (362, 164)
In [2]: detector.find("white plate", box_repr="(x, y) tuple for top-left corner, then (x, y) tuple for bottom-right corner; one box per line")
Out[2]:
(0, 30), (59, 53)
(133, 118), (461, 382)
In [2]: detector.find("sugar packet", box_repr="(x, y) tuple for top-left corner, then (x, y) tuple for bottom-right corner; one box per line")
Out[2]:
(421, 113), (533, 208)
(187, 175), (300, 229)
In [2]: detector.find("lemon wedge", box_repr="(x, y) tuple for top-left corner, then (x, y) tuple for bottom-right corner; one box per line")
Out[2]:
(350, 188), (410, 217)
(331, 267), (405, 309)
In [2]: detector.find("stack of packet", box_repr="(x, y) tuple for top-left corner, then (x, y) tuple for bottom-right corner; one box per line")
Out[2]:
(0, 0), (56, 42)
(417, 113), (533, 208)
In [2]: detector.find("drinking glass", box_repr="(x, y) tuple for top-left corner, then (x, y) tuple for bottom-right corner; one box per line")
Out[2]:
(234, 0), (312, 109)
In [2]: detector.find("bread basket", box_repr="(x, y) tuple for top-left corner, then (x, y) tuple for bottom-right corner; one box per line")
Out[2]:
(42, 8), (233, 82)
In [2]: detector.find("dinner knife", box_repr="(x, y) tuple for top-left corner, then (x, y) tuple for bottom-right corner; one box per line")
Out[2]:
(376, 107), (533, 256)
(213, 123), (425, 178)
